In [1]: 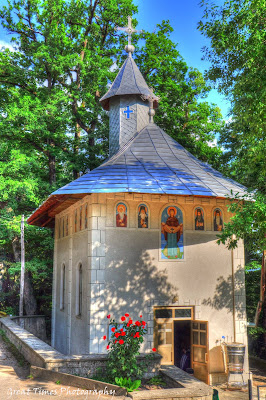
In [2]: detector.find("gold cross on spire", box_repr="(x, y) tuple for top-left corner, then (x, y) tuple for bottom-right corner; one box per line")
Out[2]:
(116, 16), (142, 55)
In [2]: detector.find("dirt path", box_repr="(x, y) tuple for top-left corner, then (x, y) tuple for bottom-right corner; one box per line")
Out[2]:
(0, 335), (124, 400)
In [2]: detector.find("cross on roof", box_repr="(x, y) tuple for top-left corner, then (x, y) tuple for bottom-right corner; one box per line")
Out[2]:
(116, 16), (141, 49)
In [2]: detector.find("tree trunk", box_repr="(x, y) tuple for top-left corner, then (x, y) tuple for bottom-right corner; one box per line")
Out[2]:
(48, 153), (56, 184)
(12, 236), (38, 316)
(23, 271), (38, 315)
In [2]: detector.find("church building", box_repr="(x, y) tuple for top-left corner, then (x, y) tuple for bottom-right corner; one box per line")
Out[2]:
(28, 20), (248, 385)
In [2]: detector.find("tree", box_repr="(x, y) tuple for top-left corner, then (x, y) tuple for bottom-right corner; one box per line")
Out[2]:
(198, 0), (266, 353)
(198, 0), (266, 192)
(0, 1), (225, 320)
(135, 21), (224, 169)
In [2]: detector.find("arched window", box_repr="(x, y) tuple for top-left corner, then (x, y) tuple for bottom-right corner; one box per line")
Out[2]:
(60, 264), (66, 310)
(76, 263), (82, 317)
(85, 205), (88, 229)
(74, 210), (77, 233)
(66, 216), (69, 236)
(161, 206), (184, 260)
(80, 206), (83, 231)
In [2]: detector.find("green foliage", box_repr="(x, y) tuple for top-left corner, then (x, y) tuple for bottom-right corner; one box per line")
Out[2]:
(147, 376), (166, 386)
(245, 262), (261, 322)
(216, 192), (266, 253)
(198, 0), (266, 193)
(115, 377), (141, 392)
(135, 21), (224, 169)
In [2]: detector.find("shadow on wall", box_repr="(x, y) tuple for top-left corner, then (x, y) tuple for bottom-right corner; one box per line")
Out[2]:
(202, 268), (246, 318)
(105, 249), (179, 317)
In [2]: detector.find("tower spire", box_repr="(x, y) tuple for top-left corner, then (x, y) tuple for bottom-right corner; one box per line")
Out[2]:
(116, 16), (141, 56)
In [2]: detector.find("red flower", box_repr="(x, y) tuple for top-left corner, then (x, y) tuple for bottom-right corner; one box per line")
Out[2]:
(115, 332), (120, 338)
(142, 321), (146, 326)
(121, 331), (126, 336)
(140, 315), (142, 318)
(121, 316), (126, 321)
(107, 315), (111, 319)
(111, 327), (116, 332)
(125, 313), (129, 317)
(106, 345), (110, 350)
(120, 328), (123, 331)
(119, 339), (124, 345)
(115, 340), (117, 344)
(152, 348), (156, 352)
(135, 321), (141, 326)
(128, 319), (133, 324)
(134, 332), (140, 338)
(103, 335), (107, 340)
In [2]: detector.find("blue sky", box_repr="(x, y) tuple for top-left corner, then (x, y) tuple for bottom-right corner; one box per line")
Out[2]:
(0, 0), (230, 118)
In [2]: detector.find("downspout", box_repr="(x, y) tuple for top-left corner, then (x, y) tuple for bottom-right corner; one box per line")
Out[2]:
(231, 235), (236, 342)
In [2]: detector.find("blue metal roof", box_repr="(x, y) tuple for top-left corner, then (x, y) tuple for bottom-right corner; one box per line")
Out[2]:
(100, 56), (155, 110)
(52, 123), (246, 198)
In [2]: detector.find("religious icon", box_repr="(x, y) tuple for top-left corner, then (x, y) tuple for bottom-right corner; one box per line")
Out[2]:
(213, 208), (223, 231)
(116, 203), (127, 227)
(138, 204), (148, 228)
(195, 208), (204, 230)
(161, 206), (184, 259)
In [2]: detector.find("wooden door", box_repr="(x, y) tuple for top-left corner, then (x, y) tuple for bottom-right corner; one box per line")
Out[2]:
(154, 319), (173, 364)
(191, 320), (209, 384)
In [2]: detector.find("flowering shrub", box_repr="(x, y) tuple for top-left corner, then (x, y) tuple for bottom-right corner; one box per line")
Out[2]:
(104, 313), (156, 381)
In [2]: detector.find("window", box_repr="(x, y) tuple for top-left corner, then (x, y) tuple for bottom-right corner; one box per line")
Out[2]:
(80, 206), (82, 230)
(85, 205), (88, 229)
(66, 216), (69, 236)
(75, 210), (77, 232)
(60, 264), (66, 310)
(76, 263), (82, 317)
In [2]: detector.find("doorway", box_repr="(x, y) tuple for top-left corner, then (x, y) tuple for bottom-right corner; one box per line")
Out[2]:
(174, 320), (191, 369)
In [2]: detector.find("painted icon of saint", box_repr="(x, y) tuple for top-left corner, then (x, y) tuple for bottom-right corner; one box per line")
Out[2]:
(138, 204), (148, 228)
(116, 203), (127, 227)
(214, 209), (223, 231)
(161, 206), (183, 259)
(195, 208), (204, 230)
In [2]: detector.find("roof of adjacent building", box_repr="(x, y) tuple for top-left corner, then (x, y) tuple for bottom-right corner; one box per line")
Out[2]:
(52, 123), (246, 198)
(100, 56), (157, 110)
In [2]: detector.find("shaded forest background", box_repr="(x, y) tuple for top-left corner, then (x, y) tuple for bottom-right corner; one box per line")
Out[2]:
(0, 0), (265, 354)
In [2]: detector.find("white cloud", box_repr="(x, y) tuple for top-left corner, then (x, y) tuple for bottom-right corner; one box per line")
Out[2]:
(0, 40), (16, 52)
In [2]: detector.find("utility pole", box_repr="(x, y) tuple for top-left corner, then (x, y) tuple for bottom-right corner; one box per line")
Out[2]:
(19, 214), (25, 317)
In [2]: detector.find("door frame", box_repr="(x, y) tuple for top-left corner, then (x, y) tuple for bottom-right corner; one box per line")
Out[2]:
(153, 306), (194, 365)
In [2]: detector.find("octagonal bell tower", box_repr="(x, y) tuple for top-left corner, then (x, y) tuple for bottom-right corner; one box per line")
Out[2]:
(100, 18), (158, 157)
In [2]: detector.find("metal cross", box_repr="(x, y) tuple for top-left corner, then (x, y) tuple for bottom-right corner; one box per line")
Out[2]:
(123, 106), (134, 119)
(116, 16), (140, 47)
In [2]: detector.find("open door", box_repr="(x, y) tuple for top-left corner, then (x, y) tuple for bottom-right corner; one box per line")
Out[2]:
(191, 320), (209, 384)
(154, 319), (173, 364)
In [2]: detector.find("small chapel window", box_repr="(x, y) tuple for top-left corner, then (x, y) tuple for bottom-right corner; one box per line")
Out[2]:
(116, 202), (127, 227)
(74, 210), (77, 233)
(76, 263), (82, 317)
(138, 204), (148, 228)
(60, 264), (66, 310)
(161, 206), (184, 260)
(80, 206), (83, 231)
(62, 218), (65, 237)
(213, 208), (223, 231)
(66, 216), (69, 236)
(194, 207), (204, 231)
(58, 218), (61, 239)
(85, 205), (88, 229)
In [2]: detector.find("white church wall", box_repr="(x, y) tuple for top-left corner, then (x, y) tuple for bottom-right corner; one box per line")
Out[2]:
(52, 192), (248, 377)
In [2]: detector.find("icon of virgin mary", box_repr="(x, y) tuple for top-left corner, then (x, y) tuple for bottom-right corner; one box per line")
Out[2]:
(161, 207), (183, 259)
